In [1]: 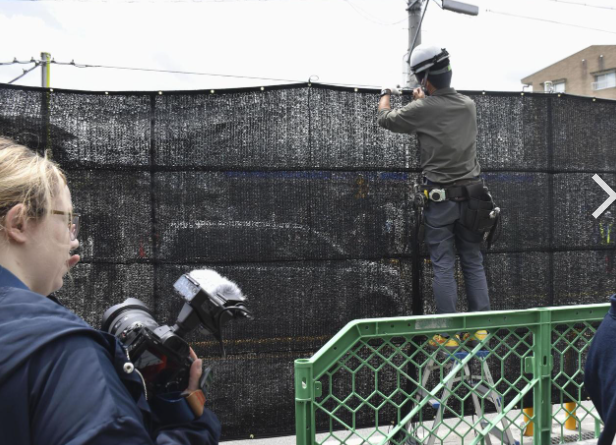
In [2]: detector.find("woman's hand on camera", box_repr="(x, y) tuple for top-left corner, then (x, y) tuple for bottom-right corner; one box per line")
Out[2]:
(187, 348), (203, 392)
(68, 236), (80, 269)
(68, 254), (80, 269)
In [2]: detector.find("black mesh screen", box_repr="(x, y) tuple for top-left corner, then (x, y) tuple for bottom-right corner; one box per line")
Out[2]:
(1, 82), (615, 439)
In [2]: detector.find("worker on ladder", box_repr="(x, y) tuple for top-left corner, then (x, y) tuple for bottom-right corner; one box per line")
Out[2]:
(377, 44), (499, 350)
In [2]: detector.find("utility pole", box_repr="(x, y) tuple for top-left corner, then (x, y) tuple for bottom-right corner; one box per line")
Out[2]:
(405, 0), (424, 88)
(403, 0), (479, 88)
(41, 52), (51, 88)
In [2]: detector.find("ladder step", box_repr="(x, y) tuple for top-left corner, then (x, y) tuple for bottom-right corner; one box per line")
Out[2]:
(411, 350), (515, 445)
(480, 420), (519, 445)
(416, 388), (441, 409)
(450, 350), (490, 361)
(468, 382), (502, 407)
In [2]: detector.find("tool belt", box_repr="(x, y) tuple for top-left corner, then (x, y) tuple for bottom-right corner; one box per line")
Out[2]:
(418, 178), (484, 203)
(413, 178), (501, 247)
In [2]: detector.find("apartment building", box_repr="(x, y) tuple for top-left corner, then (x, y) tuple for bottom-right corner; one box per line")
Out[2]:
(521, 45), (616, 99)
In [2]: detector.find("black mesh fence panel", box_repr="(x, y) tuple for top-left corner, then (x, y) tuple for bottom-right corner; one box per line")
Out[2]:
(1, 82), (615, 439)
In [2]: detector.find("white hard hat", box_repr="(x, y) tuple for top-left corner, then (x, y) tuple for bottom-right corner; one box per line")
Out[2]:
(410, 44), (450, 75)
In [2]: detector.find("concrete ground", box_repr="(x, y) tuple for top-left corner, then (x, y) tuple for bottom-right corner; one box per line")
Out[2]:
(224, 431), (598, 445)
(224, 401), (602, 445)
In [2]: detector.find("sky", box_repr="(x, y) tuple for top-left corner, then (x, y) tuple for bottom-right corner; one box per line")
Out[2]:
(0, 0), (615, 92)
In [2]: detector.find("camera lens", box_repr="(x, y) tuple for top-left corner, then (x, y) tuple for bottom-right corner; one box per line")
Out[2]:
(102, 298), (159, 337)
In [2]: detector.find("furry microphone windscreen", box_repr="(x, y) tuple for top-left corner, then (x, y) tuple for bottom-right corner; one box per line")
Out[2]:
(189, 269), (243, 301)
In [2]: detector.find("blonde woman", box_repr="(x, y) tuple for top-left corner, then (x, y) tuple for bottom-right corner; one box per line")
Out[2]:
(0, 138), (220, 445)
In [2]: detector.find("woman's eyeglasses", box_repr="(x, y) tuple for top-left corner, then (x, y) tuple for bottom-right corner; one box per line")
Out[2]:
(51, 210), (80, 241)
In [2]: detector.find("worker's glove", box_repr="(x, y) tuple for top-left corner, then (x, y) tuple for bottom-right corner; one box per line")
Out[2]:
(381, 86), (401, 95)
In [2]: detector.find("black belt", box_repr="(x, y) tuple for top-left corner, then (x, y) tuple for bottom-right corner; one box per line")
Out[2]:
(420, 178), (483, 203)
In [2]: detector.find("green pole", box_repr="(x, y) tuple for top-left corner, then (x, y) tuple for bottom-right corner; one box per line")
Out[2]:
(295, 359), (314, 445)
(41, 52), (51, 88)
(40, 52), (52, 154)
(534, 308), (553, 444)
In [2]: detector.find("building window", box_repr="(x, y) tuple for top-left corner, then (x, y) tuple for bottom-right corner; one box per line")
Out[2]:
(593, 71), (616, 90)
(543, 80), (564, 93)
(553, 81), (566, 93)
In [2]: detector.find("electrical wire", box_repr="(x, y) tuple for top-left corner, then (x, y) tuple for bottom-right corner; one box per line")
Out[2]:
(0, 59), (37, 66)
(8, 63), (40, 84)
(340, 0), (407, 26)
(3, 56), (382, 89)
(51, 60), (305, 83)
(49, 59), (382, 89)
(541, 0), (616, 11)
(2, 0), (316, 3)
(485, 9), (616, 35)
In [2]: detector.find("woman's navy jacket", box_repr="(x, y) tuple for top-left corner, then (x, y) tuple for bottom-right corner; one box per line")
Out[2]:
(585, 294), (616, 445)
(0, 265), (221, 445)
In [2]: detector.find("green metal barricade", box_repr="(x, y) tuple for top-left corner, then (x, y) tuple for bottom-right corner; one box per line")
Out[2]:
(295, 304), (608, 445)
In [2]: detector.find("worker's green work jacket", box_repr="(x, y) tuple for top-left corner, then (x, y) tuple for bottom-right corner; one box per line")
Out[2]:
(377, 87), (481, 184)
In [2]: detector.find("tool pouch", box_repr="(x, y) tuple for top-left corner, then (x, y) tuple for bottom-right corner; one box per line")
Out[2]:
(461, 185), (498, 234)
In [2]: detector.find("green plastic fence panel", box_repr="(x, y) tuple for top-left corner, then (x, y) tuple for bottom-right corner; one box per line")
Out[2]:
(295, 304), (608, 445)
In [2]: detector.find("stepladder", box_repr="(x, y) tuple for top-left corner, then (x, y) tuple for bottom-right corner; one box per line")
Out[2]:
(402, 349), (519, 445)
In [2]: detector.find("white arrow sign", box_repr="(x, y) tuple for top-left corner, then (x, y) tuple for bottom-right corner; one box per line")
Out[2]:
(592, 174), (616, 219)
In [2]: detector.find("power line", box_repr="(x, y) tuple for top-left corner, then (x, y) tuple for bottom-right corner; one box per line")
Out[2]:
(1, 0), (312, 2)
(2, 57), (381, 89)
(49, 60), (381, 88)
(8, 63), (40, 84)
(485, 9), (616, 35)
(340, 0), (407, 26)
(51, 60), (306, 83)
(0, 58), (37, 66)
(542, 0), (616, 11)
(0, 59), (40, 84)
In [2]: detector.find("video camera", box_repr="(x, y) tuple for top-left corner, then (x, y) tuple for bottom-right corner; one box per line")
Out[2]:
(102, 269), (252, 396)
